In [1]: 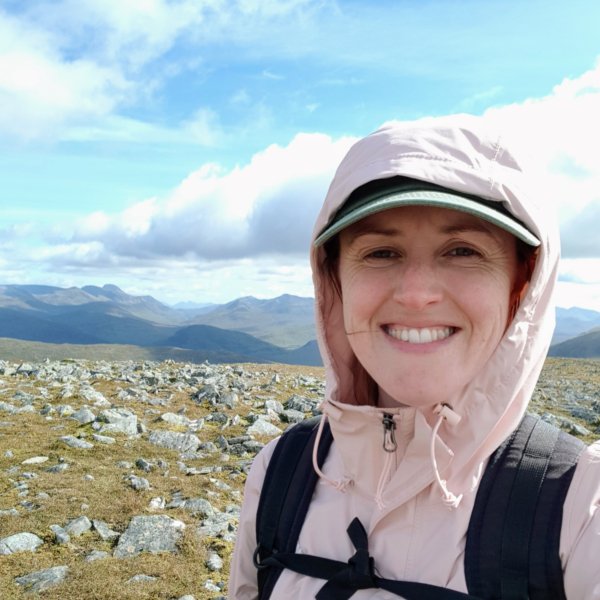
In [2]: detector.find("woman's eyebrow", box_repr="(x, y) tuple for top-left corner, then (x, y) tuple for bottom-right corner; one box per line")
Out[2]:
(349, 226), (400, 240)
(349, 222), (497, 239)
(441, 222), (498, 238)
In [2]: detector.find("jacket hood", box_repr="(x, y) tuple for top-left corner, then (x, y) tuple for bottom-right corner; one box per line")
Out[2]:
(310, 113), (560, 492)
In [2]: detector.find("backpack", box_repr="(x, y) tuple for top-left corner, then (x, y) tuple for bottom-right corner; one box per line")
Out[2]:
(253, 413), (584, 600)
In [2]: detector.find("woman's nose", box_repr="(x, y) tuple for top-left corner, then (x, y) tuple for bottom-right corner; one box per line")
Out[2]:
(391, 262), (443, 309)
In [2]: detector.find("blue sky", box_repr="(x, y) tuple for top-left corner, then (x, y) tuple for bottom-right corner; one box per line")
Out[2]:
(1, 0), (600, 309)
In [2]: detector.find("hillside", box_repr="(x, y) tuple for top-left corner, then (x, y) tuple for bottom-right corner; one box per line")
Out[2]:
(0, 357), (597, 598)
(187, 294), (316, 348)
(0, 286), (323, 365)
(553, 307), (600, 344)
(1, 284), (598, 364)
(549, 327), (600, 358)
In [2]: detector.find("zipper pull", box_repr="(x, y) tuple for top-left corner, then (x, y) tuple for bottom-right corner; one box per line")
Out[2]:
(382, 413), (397, 453)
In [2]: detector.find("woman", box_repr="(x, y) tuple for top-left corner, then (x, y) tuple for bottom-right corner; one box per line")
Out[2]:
(229, 115), (600, 598)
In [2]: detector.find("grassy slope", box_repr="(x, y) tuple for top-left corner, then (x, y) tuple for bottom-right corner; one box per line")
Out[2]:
(549, 328), (600, 358)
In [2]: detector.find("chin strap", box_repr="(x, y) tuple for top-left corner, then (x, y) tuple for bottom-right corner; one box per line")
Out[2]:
(431, 404), (463, 509)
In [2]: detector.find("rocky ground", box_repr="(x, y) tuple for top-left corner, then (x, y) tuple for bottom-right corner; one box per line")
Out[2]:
(0, 357), (598, 599)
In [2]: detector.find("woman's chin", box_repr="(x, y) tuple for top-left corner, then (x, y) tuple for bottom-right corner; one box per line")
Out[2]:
(377, 377), (465, 410)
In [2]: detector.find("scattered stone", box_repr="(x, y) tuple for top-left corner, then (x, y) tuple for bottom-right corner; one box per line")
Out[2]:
(160, 412), (193, 427)
(149, 497), (166, 510)
(206, 551), (224, 571)
(0, 532), (44, 555)
(70, 406), (96, 424)
(64, 515), (92, 536)
(92, 432), (116, 444)
(221, 392), (239, 408)
(92, 519), (120, 542)
(136, 457), (155, 472)
(113, 515), (185, 558)
(21, 456), (49, 465)
(50, 524), (70, 545)
(94, 408), (138, 435)
(281, 409), (305, 423)
(128, 574), (158, 584)
(85, 550), (109, 562)
(80, 386), (110, 406)
(127, 474), (151, 491)
(264, 399), (284, 413)
(46, 462), (70, 473)
(247, 418), (282, 437)
(183, 497), (215, 517)
(56, 404), (75, 417)
(197, 510), (237, 539)
(59, 435), (94, 449)
(204, 580), (221, 592)
(285, 394), (319, 413)
(148, 430), (200, 453)
(15, 566), (69, 593)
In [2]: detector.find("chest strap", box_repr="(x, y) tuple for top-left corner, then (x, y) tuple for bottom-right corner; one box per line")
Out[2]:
(256, 516), (482, 600)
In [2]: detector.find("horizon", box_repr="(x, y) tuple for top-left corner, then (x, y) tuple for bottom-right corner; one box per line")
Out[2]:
(2, 282), (599, 314)
(1, 1), (599, 310)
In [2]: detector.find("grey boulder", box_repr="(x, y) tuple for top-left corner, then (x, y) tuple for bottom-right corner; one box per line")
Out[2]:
(0, 532), (44, 554)
(113, 515), (185, 558)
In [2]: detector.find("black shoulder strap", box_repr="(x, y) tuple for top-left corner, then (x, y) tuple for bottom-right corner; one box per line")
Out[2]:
(255, 413), (584, 600)
(465, 414), (585, 599)
(255, 416), (333, 600)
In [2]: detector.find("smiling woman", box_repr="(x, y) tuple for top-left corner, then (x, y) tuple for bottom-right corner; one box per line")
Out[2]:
(335, 204), (520, 409)
(229, 115), (600, 599)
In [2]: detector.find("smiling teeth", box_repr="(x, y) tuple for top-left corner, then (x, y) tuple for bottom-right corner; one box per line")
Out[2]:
(386, 326), (454, 344)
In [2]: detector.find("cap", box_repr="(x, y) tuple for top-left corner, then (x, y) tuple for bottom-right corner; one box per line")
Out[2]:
(313, 180), (541, 247)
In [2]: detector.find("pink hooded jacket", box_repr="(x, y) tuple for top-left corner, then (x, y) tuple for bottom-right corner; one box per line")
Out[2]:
(229, 115), (600, 599)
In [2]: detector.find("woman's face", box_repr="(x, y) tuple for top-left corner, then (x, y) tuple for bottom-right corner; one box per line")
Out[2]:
(337, 205), (519, 408)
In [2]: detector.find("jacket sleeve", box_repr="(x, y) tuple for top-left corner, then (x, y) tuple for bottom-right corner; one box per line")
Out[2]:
(228, 438), (279, 600)
(561, 440), (600, 598)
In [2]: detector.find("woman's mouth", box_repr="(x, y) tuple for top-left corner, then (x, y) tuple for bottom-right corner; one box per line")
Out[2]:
(383, 325), (456, 344)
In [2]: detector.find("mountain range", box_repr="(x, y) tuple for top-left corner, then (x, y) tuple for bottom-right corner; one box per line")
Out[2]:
(0, 284), (598, 364)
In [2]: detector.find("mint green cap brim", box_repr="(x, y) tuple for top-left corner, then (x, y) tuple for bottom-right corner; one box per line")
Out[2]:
(314, 187), (540, 247)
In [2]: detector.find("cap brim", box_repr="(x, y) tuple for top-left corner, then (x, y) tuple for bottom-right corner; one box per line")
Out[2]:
(314, 189), (540, 247)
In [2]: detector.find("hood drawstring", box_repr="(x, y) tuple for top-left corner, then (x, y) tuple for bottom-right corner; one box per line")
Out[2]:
(430, 404), (463, 509)
(312, 414), (353, 492)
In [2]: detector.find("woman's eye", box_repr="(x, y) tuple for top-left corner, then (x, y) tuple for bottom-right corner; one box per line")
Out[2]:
(365, 249), (397, 260)
(447, 247), (480, 258)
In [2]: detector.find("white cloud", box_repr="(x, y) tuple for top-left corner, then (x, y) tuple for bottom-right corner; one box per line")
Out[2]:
(182, 107), (224, 146)
(555, 281), (600, 311)
(482, 60), (600, 221)
(4, 58), (600, 306)
(0, 10), (130, 140)
(39, 132), (354, 265)
(0, 0), (329, 142)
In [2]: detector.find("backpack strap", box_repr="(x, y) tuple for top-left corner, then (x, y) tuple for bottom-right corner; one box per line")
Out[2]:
(255, 413), (584, 600)
(260, 514), (483, 600)
(254, 416), (482, 600)
(255, 416), (333, 600)
(465, 413), (585, 599)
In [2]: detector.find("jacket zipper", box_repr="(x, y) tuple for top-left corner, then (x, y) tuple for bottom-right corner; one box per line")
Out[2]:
(375, 413), (398, 508)
(382, 413), (397, 453)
